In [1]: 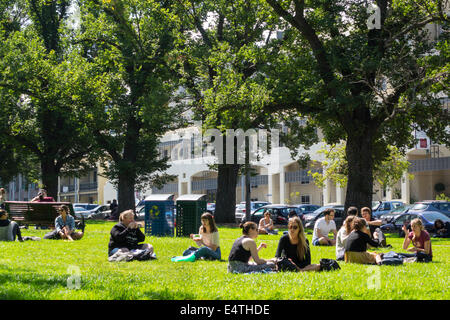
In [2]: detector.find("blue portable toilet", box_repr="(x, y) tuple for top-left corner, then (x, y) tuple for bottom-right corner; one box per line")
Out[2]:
(144, 194), (175, 237)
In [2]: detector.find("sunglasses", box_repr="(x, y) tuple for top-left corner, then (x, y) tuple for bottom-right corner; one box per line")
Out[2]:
(288, 225), (299, 230)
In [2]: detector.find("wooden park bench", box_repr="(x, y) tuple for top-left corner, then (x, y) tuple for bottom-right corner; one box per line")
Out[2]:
(3, 201), (85, 232)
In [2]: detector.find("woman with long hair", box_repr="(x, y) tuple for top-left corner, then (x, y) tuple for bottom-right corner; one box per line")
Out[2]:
(336, 215), (356, 261)
(402, 218), (432, 262)
(344, 217), (382, 265)
(275, 217), (320, 272)
(172, 212), (221, 262)
(227, 221), (277, 273)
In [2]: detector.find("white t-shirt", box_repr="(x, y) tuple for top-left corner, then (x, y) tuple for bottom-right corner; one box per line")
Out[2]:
(312, 217), (336, 241)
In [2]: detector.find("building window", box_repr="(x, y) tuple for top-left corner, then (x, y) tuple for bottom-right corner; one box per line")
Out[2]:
(301, 170), (310, 184)
(301, 195), (310, 204)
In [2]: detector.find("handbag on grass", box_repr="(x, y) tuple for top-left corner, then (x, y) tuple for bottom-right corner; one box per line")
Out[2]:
(319, 258), (341, 271)
(276, 257), (298, 272)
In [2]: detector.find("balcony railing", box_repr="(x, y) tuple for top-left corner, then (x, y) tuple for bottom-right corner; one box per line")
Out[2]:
(79, 182), (98, 191)
(408, 157), (450, 173)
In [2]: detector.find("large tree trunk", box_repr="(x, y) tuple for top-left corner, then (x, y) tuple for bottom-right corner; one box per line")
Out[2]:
(40, 158), (59, 201)
(214, 163), (240, 223)
(117, 172), (136, 214)
(344, 128), (375, 213)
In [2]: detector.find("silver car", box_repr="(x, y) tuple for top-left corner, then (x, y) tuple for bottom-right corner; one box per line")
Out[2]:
(235, 201), (271, 223)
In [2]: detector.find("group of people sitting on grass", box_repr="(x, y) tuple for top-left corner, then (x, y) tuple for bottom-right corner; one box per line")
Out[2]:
(0, 194), (440, 271)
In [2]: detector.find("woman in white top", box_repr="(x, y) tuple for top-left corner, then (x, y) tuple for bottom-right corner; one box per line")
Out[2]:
(172, 212), (221, 262)
(336, 215), (356, 261)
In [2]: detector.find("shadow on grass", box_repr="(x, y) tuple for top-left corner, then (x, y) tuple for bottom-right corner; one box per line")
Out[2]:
(0, 267), (68, 299)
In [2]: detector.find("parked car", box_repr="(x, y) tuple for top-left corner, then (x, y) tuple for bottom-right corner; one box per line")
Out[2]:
(207, 203), (216, 213)
(74, 206), (90, 219)
(74, 205), (111, 220)
(241, 204), (298, 225)
(379, 204), (413, 223)
(235, 201), (271, 223)
(292, 204), (321, 219)
(304, 205), (346, 230)
(380, 211), (450, 236)
(135, 205), (145, 221)
(407, 201), (450, 218)
(371, 200), (405, 218)
(73, 203), (99, 211)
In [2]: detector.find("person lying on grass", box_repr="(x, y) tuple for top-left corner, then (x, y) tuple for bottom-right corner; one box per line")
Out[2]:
(275, 217), (320, 272)
(258, 210), (278, 235)
(43, 205), (83, 241)
(344, 217), (382, 265)
(227, 221), (277, 273)
(108, 210), (154, 257)
(172, 212), (221, 262)
(402, 218), (432, 262)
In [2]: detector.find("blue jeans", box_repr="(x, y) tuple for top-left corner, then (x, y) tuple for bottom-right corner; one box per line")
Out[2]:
(193, 246), (221, 260)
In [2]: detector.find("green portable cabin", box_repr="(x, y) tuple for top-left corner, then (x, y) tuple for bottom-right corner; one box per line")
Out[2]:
(144, 194), (175, 237)
(175, 194), (207, 237)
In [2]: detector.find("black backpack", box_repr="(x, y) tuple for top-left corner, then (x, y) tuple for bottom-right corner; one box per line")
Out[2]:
(319, 258), (341, 271)
(276, 257), (299, 272)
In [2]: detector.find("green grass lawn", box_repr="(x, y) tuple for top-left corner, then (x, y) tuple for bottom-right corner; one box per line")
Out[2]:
(0, 221), (449, 300)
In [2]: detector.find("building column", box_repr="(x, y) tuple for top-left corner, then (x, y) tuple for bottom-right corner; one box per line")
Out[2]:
(178, 175), (184, 196)
(187, 175), (192, 194)
(267, 174), (273, 204)
(323, 178), (332, 205)
(75, 177), (79, 203)
(336, 185), (345, 205)
(385, 187), (393, 201)
(279, 167), (285, 204)
(401, 173), (410, 204)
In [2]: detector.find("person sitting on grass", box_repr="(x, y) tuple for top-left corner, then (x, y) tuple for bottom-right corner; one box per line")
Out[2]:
(172, 212), (221, 262)
(227, 221), (277, 273)
(336, 215), (356, 261)
(312, 208), (337, 246)
(344, 217), (382, 265)
(361, 207), (388, 247)
(275, 217), (320, 272)
(0, 188), (6, 209)
(434, 219), (450, 238)
(43, 205), (83, 241)
(402, 218), (432, 262)
(258, 210), (278, 235)
(108, 210), (154, 257)
(0, 209), (23, 242)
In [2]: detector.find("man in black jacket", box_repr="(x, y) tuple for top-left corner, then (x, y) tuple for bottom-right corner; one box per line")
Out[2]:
(108, 210), (153, 257)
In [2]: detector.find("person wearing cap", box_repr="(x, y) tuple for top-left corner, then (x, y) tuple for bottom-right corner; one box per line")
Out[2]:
(0, 209), (23, 242)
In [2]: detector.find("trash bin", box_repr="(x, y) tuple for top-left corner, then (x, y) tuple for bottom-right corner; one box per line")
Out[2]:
(144, 194), (175, 237)
(175, 194), (208, 237)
